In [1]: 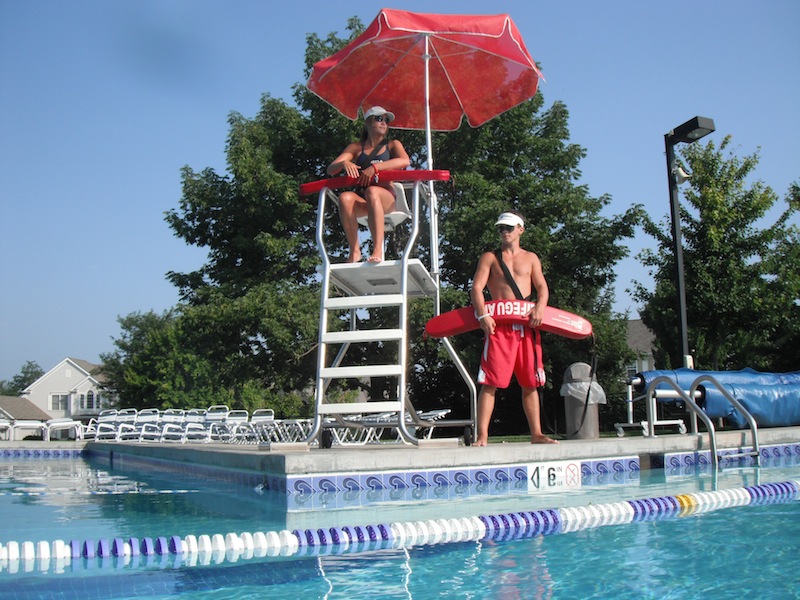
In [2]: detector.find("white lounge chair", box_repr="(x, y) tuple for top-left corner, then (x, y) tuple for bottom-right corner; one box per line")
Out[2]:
(94, 422), (121, 441)
(44, 418), (84, 441)
(8, 420), (46, 441)
(249, 409), (282, 443)
(0, 418), (11, 441)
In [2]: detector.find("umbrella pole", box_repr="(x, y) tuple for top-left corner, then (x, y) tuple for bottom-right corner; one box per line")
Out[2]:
(424, 35), (433, 172)
(423, 35), (440, 311)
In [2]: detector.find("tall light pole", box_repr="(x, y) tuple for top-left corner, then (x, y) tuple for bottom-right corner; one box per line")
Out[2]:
(665, 116), (715, 368)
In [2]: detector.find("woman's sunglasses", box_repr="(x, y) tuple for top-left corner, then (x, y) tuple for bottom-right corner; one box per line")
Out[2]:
(371, 115), (389, 123)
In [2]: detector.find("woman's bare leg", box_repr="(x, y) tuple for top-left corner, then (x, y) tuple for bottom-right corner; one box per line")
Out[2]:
(364, 187), (395, 262)
(338, 191), (363, 262)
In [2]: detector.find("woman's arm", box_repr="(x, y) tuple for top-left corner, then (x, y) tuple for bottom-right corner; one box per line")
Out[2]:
(383, 139), (410, 171)
(327, 142), (361, 177)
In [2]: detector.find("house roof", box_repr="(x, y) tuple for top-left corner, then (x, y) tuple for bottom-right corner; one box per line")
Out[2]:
(0, 395), (52, 421)
(67, 357), (107, 384)
(22, 357), (108, 396)
(627, 319), (655, 356)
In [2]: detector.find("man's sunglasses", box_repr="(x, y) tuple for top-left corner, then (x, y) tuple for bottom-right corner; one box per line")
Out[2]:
(371, 115), (389, 123)
(497, 225), (515, 233)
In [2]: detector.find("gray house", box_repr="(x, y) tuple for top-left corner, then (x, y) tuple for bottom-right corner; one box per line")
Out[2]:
(626, 319), (656, 379)
(20, 357), (110, 421)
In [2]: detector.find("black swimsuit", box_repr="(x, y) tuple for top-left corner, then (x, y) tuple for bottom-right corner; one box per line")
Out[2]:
(355, 141), (391, 193)
(355, 140), (391, 169)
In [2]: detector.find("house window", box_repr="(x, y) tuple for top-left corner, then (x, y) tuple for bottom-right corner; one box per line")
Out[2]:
(626, 362), (638, 382)
(50, 394), (69, 411)
(86, 390), (99, 410)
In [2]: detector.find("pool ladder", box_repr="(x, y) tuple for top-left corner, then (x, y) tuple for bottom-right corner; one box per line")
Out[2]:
(644, 374), (760, 469)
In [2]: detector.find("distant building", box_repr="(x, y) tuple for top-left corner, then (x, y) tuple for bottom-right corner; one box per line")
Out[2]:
(0, 395), (54, 440)
(20, 358), (111, 421)
(626, 319), (656, 380)
(0, 395), (52, 422)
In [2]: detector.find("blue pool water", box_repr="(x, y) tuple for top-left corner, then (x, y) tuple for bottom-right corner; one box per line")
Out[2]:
(1, 453), (799, 599)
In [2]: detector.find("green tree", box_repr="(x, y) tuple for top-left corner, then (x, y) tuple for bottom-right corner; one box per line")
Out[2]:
(0, 361), (44, 396)
(100, 310), (226, 410)
(634, 136), (799, 370)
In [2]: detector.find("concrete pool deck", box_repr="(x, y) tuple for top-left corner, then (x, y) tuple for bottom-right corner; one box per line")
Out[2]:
(6, 426), (799, 486)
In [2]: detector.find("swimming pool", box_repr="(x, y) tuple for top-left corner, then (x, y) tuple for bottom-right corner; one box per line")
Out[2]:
(1, 449), (799, 598)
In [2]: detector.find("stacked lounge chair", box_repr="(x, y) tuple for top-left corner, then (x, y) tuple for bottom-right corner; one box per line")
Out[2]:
(83, 404), (451, 446)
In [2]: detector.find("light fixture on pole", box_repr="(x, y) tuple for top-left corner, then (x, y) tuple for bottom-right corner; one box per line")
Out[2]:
(665, 116), (715, 368)
(673, 166), (691, 184)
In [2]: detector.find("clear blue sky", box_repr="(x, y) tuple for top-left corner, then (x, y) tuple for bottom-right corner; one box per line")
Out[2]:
(1, 0), (798, 380)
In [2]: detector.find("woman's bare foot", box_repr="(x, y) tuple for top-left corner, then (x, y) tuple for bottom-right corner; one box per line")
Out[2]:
(346, 249), (362, 263)
(367, 252), (383, 263)
(531, 435), (558, 444)
(473, 438), (488, 447)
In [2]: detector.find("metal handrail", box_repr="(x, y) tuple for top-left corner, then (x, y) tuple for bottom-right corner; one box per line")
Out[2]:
(688, 375), (760, 466)
(645, 375), (761, 468)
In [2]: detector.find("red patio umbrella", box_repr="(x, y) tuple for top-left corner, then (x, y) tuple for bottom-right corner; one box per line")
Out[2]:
(307, 8), (544, 168)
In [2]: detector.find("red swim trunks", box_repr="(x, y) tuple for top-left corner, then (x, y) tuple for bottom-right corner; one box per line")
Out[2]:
(477, 323), (545, 389)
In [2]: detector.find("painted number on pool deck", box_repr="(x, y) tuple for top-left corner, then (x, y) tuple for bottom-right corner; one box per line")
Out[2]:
(526, 461), (582, 492)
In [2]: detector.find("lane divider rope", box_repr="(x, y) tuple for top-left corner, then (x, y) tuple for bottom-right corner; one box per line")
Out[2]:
(1, 479), (797, 574)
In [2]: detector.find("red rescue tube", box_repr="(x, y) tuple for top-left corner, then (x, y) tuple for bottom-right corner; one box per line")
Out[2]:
(425, 299), (592, 340)
(299, 169), (450, 196)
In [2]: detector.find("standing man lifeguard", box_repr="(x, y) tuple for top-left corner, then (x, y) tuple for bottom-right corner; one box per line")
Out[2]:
(469, 210), (558, 446)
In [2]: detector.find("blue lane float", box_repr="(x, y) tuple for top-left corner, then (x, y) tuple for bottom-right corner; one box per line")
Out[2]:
(1, 479), (799, 574)
(139, 538), (155, 556)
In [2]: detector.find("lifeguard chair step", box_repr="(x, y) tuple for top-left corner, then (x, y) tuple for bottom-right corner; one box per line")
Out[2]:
(324, 295), (404, 310)
(322, 329), (404, 343)
(320, 365), (403, 379)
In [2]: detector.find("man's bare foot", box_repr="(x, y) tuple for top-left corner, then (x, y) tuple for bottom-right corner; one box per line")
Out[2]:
(346, 249), (362, 263)
(473, 438), (488, 447)
(367, 252), (383, 263)
(531, 435), (558, 444)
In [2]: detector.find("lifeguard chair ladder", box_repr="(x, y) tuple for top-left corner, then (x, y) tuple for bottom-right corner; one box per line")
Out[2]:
(299, 170), (476, 446)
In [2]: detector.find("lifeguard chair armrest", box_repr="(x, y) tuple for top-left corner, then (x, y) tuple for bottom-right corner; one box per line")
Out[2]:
(299, 169), (450, 196)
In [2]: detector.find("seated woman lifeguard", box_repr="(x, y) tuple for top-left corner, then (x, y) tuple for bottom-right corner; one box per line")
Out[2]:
(326, 106), (410, 263)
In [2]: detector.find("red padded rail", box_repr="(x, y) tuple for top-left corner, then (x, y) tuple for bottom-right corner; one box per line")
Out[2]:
(299, 169), (450, 196)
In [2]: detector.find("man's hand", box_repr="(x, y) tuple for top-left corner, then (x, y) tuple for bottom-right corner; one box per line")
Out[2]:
(479, 314), (497, 335)
(527, 305), (544, 328)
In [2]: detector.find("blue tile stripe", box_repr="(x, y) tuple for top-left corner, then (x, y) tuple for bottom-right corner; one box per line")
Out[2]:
(657, 442), (800, 471)
(0, 448), (83, 459)
(288, 456), (641, 495)
(2, 479), (797, 572)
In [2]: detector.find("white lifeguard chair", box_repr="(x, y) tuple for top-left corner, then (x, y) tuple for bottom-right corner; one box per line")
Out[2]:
(299, 170), (476, 446)
(355, 181), (412, 232)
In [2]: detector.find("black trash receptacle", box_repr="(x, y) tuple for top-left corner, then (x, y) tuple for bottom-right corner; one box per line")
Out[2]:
(560, 362), (606, 440)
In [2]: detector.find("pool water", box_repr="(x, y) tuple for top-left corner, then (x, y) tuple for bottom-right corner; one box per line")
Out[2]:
(4, 502), (799, 599)
(0, 457), (289, 542)
(1, 455), (799, 599)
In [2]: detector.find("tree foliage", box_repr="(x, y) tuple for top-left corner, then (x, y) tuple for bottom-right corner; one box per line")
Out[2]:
(634, 136), (799, 371)
(102, 16), (641, 435)
(0, 361), (44, 396)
